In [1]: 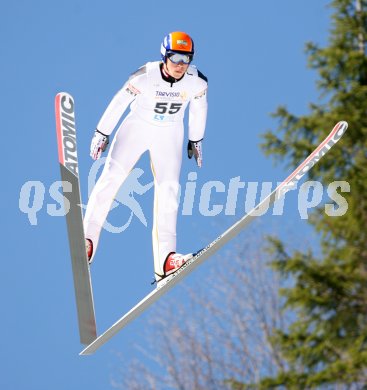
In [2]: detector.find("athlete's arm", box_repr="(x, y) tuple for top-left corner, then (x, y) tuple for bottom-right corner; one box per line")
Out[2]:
(96, 66), (146, 136)
(188, 74), (208, 167)
(188, 92), (207, 142)
(95, 83), (138, 136)
(188, 72), (208, 143)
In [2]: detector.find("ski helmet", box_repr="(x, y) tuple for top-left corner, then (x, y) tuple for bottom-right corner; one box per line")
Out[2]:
(160, 31), (194, 63)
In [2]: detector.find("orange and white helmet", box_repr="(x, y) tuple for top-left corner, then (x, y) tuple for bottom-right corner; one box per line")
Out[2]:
(161, 31), (194, 64)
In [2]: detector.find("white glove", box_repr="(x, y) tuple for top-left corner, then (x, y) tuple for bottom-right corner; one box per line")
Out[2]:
(90, 130), (109, 160)
(187, 139), (203, 168)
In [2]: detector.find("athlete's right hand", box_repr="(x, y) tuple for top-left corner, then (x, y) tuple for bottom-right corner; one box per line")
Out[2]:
(90, 129), (109, 160)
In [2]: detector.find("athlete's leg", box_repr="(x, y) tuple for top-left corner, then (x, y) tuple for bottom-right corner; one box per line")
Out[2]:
(149, 124), (184, 277)
(84, 117), (149, 261)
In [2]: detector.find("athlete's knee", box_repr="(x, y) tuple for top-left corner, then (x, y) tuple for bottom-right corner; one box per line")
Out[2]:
(155, 180), (180, 212)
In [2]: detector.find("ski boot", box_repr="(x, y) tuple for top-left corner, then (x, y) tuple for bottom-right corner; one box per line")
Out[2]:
(155, 252), (193, 287)
(85, 239), (93, 264)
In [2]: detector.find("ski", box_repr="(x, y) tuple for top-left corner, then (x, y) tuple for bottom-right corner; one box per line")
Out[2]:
(80, 120), (348, 355)
(55, 92), (97, 345)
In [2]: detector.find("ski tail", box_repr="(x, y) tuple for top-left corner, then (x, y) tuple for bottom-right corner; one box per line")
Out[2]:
(55, 92), (97, 345)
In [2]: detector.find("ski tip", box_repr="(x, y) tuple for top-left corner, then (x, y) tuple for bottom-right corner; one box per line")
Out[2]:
(332, 121), (348, 137)
(55, 91), (72, 99)
(55, 92), (74, 111)
(337, 120), (348, 129)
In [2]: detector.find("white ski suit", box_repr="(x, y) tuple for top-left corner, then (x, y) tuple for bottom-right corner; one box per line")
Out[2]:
(84, 61), (208, 277)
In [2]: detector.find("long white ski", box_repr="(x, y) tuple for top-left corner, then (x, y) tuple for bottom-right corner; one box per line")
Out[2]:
(55, 92), (97, 345)
(80, 120), (348, 355)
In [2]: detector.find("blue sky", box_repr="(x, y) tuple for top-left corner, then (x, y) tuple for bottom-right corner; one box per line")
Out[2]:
(2, 1), (332, 388)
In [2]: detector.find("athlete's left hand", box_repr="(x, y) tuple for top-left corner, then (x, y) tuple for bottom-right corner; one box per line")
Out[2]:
(187, 139), (203, 168)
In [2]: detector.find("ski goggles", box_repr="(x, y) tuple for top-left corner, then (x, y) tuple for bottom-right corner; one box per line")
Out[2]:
(166, 51), (193, 64)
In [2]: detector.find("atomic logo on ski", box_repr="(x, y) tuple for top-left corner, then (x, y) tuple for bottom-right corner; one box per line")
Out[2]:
(55, 94), (78, 176)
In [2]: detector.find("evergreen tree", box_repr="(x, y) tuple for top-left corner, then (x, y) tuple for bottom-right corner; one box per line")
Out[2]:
(237, 0), (367, 388)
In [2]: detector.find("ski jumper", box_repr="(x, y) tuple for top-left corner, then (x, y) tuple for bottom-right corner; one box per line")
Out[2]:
(84, 61), (208, 277)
